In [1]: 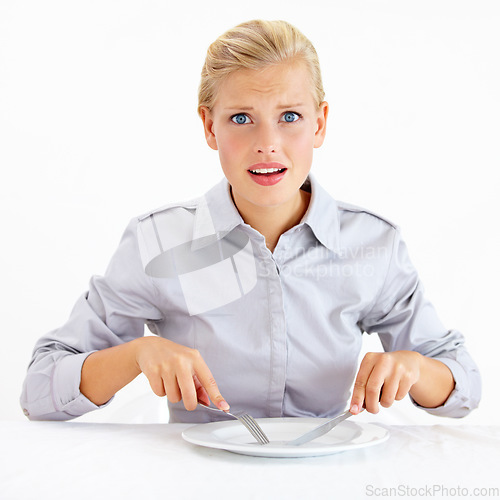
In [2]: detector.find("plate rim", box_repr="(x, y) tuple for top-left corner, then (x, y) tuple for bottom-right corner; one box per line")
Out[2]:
(181, 417), (389, 457)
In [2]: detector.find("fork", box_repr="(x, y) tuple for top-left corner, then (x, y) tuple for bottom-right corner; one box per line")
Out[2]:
(197, 402), (270, 445)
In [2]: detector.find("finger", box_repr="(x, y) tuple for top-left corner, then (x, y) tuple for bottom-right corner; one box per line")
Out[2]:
(380, 363), (413, 407)
(176, 370), (199, 411)
(196, 387), (210, 407)
(364, 364), (387, 413)
(350, 354), (377, 414)
(395, 375), (413, 401)
(162, 373), (182, 403)
(193, 375), (210, 406)
(145, 369), (167, 398)
(379, 378), (399, 408)
(194, 357), (229, 411)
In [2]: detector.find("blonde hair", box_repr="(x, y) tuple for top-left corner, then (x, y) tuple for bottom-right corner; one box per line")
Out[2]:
(198, 19), (325, 115)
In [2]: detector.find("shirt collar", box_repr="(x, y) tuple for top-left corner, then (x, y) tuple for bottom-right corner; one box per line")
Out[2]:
(190, 178), (243, 250)
(300, 174), (341, 254)
(195, 174), (341, 254)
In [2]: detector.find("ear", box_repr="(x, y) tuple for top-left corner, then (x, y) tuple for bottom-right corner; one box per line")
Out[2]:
(313, 101), (329, 148)
(200, 106), (218, 151)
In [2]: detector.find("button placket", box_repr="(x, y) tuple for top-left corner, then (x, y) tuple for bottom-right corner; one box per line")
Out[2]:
(255, 239), (288, 417)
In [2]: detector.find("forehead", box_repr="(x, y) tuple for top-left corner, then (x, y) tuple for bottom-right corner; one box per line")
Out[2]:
(214, 62), (316, 107)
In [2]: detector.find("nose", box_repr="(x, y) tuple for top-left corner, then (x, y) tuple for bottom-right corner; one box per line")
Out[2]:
(254, 123), (278, 154)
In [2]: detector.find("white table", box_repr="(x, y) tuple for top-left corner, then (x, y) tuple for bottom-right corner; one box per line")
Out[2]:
(1, 421), (499, 500)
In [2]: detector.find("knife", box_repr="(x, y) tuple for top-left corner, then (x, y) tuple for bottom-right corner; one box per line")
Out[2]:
(286, 409), (356, 446)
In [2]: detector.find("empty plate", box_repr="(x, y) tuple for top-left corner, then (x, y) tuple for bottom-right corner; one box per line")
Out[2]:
(182, 417), (389, 458)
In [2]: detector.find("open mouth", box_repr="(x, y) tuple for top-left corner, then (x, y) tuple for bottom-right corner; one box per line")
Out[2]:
(247, 165), (287, 186)
(248, 167), (287, 176)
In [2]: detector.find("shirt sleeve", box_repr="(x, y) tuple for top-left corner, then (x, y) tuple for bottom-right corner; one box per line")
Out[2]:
(359, 228), (481, 418)
(20, 218), (164, 421)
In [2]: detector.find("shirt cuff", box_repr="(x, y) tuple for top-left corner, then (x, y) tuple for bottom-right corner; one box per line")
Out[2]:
(52, 352), (113, 418)
(410, 357), (471, 418)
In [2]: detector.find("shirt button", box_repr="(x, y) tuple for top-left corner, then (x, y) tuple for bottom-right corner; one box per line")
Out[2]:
(23, 408), (30, 417)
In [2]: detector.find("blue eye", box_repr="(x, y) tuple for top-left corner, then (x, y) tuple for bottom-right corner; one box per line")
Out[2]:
(231, 114), (250, 124)
(281, 112), (300, 123)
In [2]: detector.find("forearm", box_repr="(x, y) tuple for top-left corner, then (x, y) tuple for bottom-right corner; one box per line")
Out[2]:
(80, 339), (142, 406)
(409, 354), (455, 408)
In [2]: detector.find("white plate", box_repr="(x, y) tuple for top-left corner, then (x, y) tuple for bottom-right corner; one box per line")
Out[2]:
(182, 417), (389, 458)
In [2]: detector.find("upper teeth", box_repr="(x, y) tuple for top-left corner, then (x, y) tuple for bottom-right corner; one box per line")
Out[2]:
(250, 168), (282, 174)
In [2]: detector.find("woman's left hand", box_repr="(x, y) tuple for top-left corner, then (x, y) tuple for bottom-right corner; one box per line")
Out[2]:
(349, 350), (422, 414)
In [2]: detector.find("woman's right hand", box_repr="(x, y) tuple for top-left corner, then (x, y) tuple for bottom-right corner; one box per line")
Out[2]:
(133, 336), (229, 412)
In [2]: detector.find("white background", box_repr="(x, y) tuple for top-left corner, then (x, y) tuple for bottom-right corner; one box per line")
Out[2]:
(1, 0), (498, 425)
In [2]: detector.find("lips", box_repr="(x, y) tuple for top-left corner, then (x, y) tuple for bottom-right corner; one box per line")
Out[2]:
(247, 163), (287, 186)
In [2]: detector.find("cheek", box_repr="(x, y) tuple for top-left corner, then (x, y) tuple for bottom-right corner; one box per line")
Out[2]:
(217, 132), (246, 163)
(287, 130), (315, 159)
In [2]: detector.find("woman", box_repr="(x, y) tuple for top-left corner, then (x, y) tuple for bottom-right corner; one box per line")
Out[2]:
(21, 20), (480, 423)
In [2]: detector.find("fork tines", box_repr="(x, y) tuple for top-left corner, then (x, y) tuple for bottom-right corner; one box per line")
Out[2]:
(237, 414), (270, 445)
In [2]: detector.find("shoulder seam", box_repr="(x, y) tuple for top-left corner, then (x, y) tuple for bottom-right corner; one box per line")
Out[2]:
(137, 198), (200, 222)
(336, 202), (399, 230)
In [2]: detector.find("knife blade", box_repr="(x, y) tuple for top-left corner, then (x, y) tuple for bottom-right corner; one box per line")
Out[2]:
(286, 409), (354, 446)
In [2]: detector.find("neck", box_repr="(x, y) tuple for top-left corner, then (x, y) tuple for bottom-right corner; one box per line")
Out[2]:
(232, 189), (311, 252)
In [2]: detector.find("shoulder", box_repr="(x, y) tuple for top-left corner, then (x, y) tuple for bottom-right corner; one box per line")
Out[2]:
(131, 196), (206, 258)
(333, 200), (401, 254)
(336, 200), (399, 231)
(136, 196), (202, 222)
(127, 198), (203, 271)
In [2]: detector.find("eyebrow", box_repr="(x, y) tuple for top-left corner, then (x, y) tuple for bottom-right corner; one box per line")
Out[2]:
(224, 103), (306, 111)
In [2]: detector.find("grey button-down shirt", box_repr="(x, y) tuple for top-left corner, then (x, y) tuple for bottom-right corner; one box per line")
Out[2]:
(21, 176), (481, 422)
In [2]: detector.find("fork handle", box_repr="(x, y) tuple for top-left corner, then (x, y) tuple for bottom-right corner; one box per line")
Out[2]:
(197, 402), (234, 418)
